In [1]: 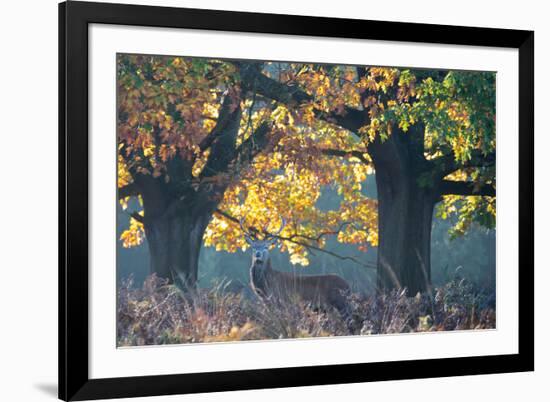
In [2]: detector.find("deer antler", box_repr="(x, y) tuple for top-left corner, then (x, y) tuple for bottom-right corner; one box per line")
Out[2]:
(239, 213), (257, 244)
(273, 215), (286, 236)
(240, 212), (286, 244)
(268, 215), (286, 245)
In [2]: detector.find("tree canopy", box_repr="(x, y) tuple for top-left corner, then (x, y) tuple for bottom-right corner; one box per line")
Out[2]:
(117, 54), (495, 289)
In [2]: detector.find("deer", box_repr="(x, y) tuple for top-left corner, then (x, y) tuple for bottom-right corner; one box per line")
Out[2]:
(240, 215), (353, 328)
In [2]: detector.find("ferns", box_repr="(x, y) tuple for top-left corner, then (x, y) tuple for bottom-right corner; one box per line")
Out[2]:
(117, 273), (495, 347)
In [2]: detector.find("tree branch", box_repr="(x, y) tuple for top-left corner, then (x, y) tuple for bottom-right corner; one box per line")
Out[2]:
(286, 221), (358, 243)
(125, 210), (144, 224)
(198, 124), (225, 153)
(118, 183), (140, 199)
(438, 180), (495, 197)
(236, 63), (367, 134)
(235, 122), (272, 166)
(320, 148), (370, 165)
(198, 92), (241, 153)
(214, 209), (376, 270)
(433, 150), (496, 177)
(199, 92), (243, 180)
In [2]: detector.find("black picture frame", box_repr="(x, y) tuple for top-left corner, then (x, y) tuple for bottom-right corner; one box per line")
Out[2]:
(59, 1), (534, 400)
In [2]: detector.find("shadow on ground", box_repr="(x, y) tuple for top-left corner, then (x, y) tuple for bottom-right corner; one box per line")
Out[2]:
(34, 383), (57, 398)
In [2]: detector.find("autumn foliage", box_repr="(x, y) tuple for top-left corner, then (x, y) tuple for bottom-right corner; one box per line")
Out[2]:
(117, 52), (495, 295)
(118, 56), (382, 265)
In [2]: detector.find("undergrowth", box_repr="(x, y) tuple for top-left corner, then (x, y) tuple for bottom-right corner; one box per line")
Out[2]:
(117, 274), (496, 346)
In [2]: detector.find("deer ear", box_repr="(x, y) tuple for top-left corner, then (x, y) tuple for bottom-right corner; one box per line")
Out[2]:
(245, 235), (253, 245)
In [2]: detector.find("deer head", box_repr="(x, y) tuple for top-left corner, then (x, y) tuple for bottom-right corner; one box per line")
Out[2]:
(240, 214), (286, 269)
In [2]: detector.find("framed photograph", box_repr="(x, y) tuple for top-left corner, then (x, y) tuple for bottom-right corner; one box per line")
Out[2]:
(59, 1), (534, 400)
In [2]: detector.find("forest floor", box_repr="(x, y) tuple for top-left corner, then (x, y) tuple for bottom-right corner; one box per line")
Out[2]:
(117, 274), (496, 346)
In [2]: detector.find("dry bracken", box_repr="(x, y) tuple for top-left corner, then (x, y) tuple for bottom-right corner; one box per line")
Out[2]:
(117, 274), (495, 347)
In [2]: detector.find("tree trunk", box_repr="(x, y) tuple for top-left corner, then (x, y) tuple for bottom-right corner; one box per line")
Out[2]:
(144, 209), (211, 289)
(118, 86), (270, 290)
(370, 124), (436, 295)
(134, 172), (219, 290)
(375, 172), (435, 295)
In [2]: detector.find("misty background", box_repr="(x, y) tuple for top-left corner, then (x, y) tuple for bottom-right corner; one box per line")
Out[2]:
(117, 174), (496, 296)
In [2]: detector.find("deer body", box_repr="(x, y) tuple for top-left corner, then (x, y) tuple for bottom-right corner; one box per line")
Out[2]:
(250, 258), (350, 312)
(241, 216), (351, 320)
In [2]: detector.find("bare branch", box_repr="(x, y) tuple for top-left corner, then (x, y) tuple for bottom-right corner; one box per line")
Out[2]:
(214, 209), (376, 270)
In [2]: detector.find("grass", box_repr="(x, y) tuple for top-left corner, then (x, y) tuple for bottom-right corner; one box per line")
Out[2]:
(117, 273), (496, 347)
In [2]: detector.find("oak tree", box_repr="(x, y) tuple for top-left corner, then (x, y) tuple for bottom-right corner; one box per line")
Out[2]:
(244, 63), (495, 294)
(118, 56), (379, 287)
(117, 55), (274, 288)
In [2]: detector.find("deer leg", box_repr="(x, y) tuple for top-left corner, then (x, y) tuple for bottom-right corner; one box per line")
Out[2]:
(329, 290), (355, 334)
